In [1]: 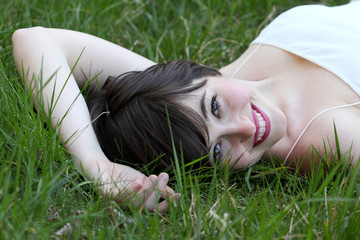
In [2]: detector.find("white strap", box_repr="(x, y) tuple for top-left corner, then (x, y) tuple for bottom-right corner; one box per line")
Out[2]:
(231, 43), (263, 78)
(284, 102), (360, 164)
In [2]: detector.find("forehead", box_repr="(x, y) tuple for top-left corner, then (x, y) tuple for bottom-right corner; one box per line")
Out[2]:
(180, 86), (204, 118)
(179, 78), (209, 113)
(180, 76), (227, 123)
(178, 79), (213, 147)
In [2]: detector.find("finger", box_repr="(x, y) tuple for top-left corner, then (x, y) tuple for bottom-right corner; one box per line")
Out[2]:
(145, 173), (169, 211)
(172, 193), (180, 202)
(111, 179), (141, 198)
(157, 192), (181, 214)
(141, 175), (158, 211)
(158, 191), (180, 204)
(160, 188), (176, 201)
(117, 180), (142, 203)
(161, 186), (176, 198)
(158, 173), (175, 199)
(157, 199), (170, 214)
(123, 175), (158, 209)
(157, 173), (169, 195)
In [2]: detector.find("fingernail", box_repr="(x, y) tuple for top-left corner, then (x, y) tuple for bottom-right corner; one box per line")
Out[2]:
(150, 175), (157, 183)
(159, 173), (169, 182)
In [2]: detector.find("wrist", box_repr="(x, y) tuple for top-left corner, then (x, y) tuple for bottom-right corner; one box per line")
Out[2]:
(71, 148), (110, 176)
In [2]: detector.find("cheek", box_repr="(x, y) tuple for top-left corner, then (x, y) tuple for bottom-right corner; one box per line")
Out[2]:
(221, 83), (252, 106)
(224, 82), (249, 95)
(229, 149), (264, 169)
(230, 152), (252, 169)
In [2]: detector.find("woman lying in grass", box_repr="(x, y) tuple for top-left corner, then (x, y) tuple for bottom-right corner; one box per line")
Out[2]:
(12, 1), (360, 213)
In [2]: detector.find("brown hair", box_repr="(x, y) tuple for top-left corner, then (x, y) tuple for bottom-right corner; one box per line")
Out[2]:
(87, 60), (220, 171)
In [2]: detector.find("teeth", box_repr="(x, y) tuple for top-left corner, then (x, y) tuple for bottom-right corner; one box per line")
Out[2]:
(254, 109), (266, 142)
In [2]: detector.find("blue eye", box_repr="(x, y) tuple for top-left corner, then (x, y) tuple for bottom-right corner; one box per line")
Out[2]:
(213, 143), (221, 160)
(211, 96), (219, 117)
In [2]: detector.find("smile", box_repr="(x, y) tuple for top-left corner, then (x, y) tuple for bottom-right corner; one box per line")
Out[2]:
(251, 103), (271, 147)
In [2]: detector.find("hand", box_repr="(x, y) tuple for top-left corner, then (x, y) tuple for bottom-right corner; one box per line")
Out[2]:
(88, 160), (179, 213)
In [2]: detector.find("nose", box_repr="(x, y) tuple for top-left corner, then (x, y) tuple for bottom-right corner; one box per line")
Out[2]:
(222, 116), (255, 142)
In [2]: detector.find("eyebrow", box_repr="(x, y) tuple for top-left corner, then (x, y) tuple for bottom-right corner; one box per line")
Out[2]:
(200, 91), (208, 121)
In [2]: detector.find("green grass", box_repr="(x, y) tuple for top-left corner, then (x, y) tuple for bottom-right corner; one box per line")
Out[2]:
(0, 0), (358, 239)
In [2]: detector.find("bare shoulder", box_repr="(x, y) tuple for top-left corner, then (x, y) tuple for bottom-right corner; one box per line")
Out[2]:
(220, 44), (309, 80)
(308, 107), (360, 166)
(331, 108), (360, 165)
(288, 105), (360, 172)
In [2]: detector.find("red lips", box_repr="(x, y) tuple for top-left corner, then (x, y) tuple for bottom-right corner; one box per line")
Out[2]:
(251, 103), (271, 147)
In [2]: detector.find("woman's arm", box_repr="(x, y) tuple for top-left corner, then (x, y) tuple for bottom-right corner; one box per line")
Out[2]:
(15, 27), (156, 87)
(12, 27), (177, 212)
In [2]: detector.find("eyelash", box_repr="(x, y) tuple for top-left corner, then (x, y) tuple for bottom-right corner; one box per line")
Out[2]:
(213, 141), (222, 161)
(211, 95), (222, 160)
(211, 95), (221, 118)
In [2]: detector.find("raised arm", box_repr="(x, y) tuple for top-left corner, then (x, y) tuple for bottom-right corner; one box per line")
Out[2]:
(12, 27), (176, 212)
(13, 27), (156, 85)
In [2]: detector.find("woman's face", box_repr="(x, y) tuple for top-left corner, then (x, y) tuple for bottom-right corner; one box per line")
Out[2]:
(183, 76), (286, 169)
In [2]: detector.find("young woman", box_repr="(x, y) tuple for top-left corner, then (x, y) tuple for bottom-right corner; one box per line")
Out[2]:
(12, 1), (360, 213)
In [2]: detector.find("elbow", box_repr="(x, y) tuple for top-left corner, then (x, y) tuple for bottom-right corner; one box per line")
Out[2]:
(12, 27), (46, 53)
(12, 27), (48, 79)
(12, 26), (48, 55)
(12, 27), (45, 46)
(12, 28), (26, 48)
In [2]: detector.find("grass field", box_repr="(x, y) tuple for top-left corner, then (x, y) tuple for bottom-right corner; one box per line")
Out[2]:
(1, 0), (359, 239)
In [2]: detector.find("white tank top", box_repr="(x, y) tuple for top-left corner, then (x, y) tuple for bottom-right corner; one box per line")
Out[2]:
(252, 1), (360, 95)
